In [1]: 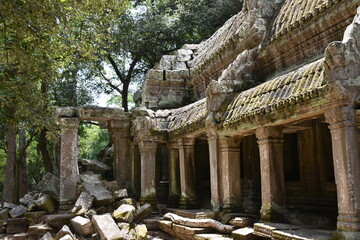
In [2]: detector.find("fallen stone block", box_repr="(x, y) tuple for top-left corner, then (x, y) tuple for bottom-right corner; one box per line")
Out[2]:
(96, 206), (110, 215)
(92, 213), (123, 240)
(19, 193), (36, 206)
(134, 203), (153, 223)
(59, 234), (74, 240)
(36, 172), (60, 199)
(84, 182), (114, 206)
(0, 209), (9, 222)
(229, 217), (253, 228)
(114, 189), (128, 199)
(172, 223), (213, 235)
(81, 159), (111, 175)
(9, 205), (27, 218)
(143, 217), (160, 230)
(72, 191), (94, 215)
(113, 204), (136, 223)
(13, 232), (28, 240)
(39, 232), (54, 240)
(3, 202), (19, 209)
(28, 224), (53, 237)
(7, 217), (29, 234)
(34, 194), (56, 213)
(103, 181), (119, 192)
(56, 225), (75, 240)
(157, 220), (175, 236)
(117, 222), (130, 234)
(71, 216), (93, 236)
(118, 198), (137, 207)
(232, 227), (254, 240)
(80, 173), (103, 183)
(25, 211), (47, 225)
(195, 233), (233, 240)
(135, 224), (147, 240)
(45, 214), (72, 229)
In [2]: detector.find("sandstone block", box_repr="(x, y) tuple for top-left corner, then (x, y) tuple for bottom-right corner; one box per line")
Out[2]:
(146, 70), (163, 80)
(13, 233), (28, 240)
(19, 193), (36, 206)
(176, 49), (193, 61)
(229, 217), (253, 228)
(7, 218), (29, 234)
(232, 227), (254, 240)
(166, 70), (189, 81)
(45, 214), (72, 229)
(34, 194), (55, 213)
(134, 203), (153, 223)
(39, 232), (54, 240)
(135, 224), (147, 240)
(25, 211), (47, 225)
(84, 182), (114, 206)
(3, 202), (20, 209)
(80, 173), (102, 183)
(157, 220), (175, 236)
(36, 173), (60, 199)
(28, 224), (52, 237)
(92, 214), (123, 240)
(119, 198), (137, 207)
(9, 205), (27, 218)
(117, 222), (130, 234)
(81, 159), (111, 175)
(56, 225), (75, 240)
(195, 233), (233, 240)
(114, 189), (128, 199)
(113, 204), (136, 223)
(71, 216), (93, 236)
(72, 191), (94, 215)
(0, 209), (9, 222)
(59, 234), (74, 240)
(172, 61), (187, 70)
(103, 181), (119, 192)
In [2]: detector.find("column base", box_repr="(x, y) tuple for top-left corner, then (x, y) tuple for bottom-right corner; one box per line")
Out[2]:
(179, 195), (198, 209)
(260, 203), (287, 222)
(167, 195), (180, 208)
(222, 201), (242, 213)
(140, 194), (157, 209)
(333, 230), (360, 240)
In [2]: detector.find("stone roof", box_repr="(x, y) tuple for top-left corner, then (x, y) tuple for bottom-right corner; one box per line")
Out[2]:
(152, 98), (207, 136)
(221, 59), (328, 129)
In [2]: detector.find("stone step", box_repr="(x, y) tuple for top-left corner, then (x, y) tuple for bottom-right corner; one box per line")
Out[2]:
(272, 229), (333, 240)
(253, 222), (300, 238)
(232, 227), (254, 240)
(143, 217), (163, 230)
(158, 220), (214, 240)
(229, 217), (254, 228)
(195, 233), (233, 240)
(166, 208), (218, 219)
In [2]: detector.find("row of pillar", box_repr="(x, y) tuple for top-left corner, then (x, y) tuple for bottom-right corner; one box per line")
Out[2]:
(58, 106), (360, 237)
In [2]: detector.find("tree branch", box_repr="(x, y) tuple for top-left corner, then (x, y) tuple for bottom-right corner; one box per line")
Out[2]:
(98, 68), (123, 95)
(107, 54), (125, 83)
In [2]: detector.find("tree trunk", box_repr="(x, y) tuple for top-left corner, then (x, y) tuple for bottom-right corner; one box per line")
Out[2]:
(122, 82), (129, 112)
(4, 123), (16, 203)
(38, 128), (53, 173)
(18, 129), (28, 198)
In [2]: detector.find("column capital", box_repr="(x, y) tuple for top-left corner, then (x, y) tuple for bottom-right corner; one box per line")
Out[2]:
(108, 119), (130, 130)
(59, 117), (79, 129)
(219, 136), (241, 150)
(325, 106), (356, 129)
(168, 140), (179, 149)
(178, 136), (196, 147)
(139, 140), (157, 152)
(206, 128), (218, 142)
(255, 126), (283, 140)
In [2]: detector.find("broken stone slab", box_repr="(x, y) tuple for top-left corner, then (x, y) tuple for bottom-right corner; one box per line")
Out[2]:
(0, 209), (8, 222)
(195, 233), (233, 240)
(28, 224), (52, 237)
(71, 216), (93, 236)
(9, 205), (28, 218)
(72, 191), (94, 215)
(143, 218), (160, 230)
(45, 214), (72, 229)
(25, 211), (47, 225)
(157, 220), (175, 236)
(13, 233), (28, 240)
(134, 203), (153, 223)
(135, 224), (147, 240)
(39, 232), (54, 240)
(36, 172), (60, 199)
(113, 204), (136, 223)
(92, 213), (123, 240)
(84, 182), (114, 206)
(80, 159), (111, 175)
(103, 181), (119, 192)
(19, 193), (36, 206)
(229, 217), (253, 228)
(80, 173), (103, 183)
(3, 202), (19, 209)
(56, 225), (75, 240)
(114, 189), (128, 200)
(117, 222), (131, 234)
(7, 217), (29, 234)
(172, 223), (213, 235)
(34, 194), (56, 213)
(59, 234), (74, 240)
(272, 228), (333, 240)
(253, 223), (300, 238)
(232, 227), (254, 240)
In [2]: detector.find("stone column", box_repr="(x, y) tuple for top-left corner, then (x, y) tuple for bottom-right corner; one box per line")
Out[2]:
(206, 129), (221, 210)
(256, 126), (286, 221)
(139, 140), (157, 207)
(178, 137), (197, 209)
(168, 141), (181, 207)
(325, 106), (360, 238)
(219, 136), (242, 212)
(108, 120), (131, 190)
(59, 117), (79, 211)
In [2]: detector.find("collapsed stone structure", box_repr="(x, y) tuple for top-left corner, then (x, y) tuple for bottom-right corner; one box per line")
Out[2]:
(57, 0), (360, 239)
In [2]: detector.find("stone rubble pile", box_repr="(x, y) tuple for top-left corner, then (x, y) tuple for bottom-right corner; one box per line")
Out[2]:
(0, 172), (153, 240)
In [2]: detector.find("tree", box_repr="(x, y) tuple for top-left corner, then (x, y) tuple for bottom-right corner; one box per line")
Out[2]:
(94, 0), (243, 111)
(0, 0), (129, 202)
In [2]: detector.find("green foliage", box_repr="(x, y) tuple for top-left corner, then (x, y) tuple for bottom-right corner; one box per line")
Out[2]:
(79, 124), (110, 160)
(26, 140), (46, 191)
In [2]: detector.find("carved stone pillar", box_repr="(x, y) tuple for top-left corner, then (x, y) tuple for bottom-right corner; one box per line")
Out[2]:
(325, 106), (360, 238)
(178, 137), (197, 209)
(219, 136), (242, 212)
(108, 120), (131, 190)
(206, 129), (221, 210)
(59, 117), (79, 211)
(256, 126), (286, 221)
(167, 141), (181, 207)
(138, 140), (157, 207)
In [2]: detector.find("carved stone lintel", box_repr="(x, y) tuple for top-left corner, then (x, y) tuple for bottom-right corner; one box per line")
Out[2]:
(178, 136), (196, 147)
(60, 117), (79, 130)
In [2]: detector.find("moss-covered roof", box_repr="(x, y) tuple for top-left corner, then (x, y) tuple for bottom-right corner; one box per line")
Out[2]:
(221, 59), (328, 128)
(271, 0), (343, 40)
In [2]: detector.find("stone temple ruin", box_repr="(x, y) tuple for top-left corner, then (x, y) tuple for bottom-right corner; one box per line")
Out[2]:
(57, 0), (360, 239)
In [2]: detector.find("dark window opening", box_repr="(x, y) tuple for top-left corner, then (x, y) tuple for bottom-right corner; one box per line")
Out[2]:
(284, 133), (300, 181)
